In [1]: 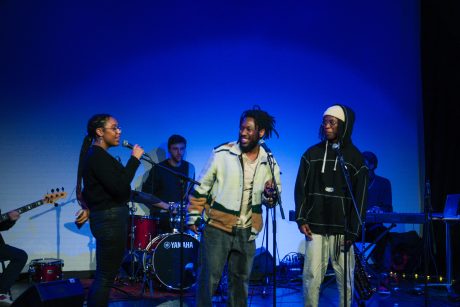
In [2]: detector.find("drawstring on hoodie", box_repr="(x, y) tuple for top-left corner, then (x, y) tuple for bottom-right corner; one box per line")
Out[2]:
(321, 140), (339, 173)
(321, 141), (328, 173)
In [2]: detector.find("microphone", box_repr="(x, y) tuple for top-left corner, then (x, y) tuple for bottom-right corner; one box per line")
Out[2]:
(259, 140), (272, 154)
(331, 142), (340, 152)
(332, 143), (344, 160)
(122, 140), (151, 161)
(122, 140), (136, 150)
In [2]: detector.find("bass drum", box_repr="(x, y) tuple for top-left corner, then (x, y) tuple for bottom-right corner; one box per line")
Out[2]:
(143, 233), (199, 290)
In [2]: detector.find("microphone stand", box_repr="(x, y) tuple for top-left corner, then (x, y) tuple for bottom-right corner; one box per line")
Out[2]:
(139, 154), (200, 307)
(264, 148), (284, 307)
(333, 144), (363, 307)
(136, 154), (200, 196)
(423, 180), (433, 307)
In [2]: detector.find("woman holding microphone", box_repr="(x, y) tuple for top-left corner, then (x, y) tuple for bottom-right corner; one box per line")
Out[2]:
(75, 114), (143, 307)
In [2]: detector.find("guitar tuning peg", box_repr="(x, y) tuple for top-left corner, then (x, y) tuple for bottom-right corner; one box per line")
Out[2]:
(62, 187), (65, 191)
(51, 189), (55, 193)
(57, 188), (60, 192)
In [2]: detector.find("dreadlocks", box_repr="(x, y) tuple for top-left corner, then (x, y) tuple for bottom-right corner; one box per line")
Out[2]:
(239, 105), (279, 140)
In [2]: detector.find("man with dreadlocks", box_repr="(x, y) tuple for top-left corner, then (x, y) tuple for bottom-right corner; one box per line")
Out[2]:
(295, 105), (368, 307)
(187, 106), (281, 306)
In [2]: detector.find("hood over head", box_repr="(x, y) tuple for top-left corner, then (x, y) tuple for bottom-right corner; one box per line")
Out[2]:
(320, 104), (356, 173)
(322, 104), (355, 147)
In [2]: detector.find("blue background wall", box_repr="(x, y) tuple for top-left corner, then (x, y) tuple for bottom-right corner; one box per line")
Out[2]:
(0, 1), (423, 270)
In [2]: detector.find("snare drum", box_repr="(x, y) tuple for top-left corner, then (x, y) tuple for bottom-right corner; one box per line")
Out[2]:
(127, 215), (160, 250)
(28, 258), (63, 282)
(143, 233), (199, 290)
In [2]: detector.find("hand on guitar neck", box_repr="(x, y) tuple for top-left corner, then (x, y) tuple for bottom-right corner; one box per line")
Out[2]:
(0, 188), (67, 223)
(7, 211), (20, 222)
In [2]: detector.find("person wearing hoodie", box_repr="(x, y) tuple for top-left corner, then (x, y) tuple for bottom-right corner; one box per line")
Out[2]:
(295, 105), (368, 307)
(187, 106), (281, 306)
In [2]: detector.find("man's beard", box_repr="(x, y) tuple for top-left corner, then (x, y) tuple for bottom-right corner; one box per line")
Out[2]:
(239, 138), (259, 153)
(171, 156), (182, 163)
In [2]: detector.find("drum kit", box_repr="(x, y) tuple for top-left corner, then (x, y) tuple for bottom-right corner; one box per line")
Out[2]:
(124, 194), (200, 291)
(28, 258), (64, 283)
(25, 189), (199, 294)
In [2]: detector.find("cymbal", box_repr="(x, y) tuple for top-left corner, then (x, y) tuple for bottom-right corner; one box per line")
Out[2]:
(130, 190), (161, 205)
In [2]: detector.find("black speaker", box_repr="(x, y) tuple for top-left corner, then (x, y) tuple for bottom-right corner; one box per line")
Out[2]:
(11, 278), (84, 307)
(389, 231), (422, 273)
(250, 247), (274, 281)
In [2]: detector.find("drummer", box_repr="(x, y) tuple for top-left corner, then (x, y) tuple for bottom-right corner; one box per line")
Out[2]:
(141, 134), (195, 233)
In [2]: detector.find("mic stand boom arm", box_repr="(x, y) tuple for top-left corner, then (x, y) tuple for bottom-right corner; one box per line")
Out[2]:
(140, 154), (201, 186)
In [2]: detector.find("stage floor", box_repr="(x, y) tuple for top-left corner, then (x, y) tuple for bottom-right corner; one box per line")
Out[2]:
(9, 275), (458, 306)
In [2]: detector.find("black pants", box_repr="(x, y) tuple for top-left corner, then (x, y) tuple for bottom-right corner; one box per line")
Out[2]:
(0, 244), (28, 293)
(87, 206), (128, 307)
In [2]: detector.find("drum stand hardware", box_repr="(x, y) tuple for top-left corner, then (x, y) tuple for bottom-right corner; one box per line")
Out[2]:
(134, 153), (200, 306)
(121, 203), (158, 284)
(122, 202), (200, 298)
(140, 260), (154, 297)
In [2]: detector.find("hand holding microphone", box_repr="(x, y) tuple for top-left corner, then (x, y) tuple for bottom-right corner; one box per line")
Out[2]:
(263, 180), (278, 208)
(131, 144), (144, 160)
(122, 140), (145, 161)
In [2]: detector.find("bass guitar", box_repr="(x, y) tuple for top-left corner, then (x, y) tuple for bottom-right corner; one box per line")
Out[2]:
(0, 188), (67, 222)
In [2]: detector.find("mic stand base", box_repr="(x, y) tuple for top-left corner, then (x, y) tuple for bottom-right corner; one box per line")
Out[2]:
(261, 271), (271, 298)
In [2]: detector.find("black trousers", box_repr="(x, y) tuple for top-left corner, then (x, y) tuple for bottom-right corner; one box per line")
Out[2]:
(0, 244), (28, 294)
(87, 206), (128, 307)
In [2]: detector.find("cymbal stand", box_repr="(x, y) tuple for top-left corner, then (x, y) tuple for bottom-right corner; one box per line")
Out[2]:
(115, 203), (145, 297)
(140, 252), (154, 297)
(127, 203), (140, 281)
(123, 202), (146, 284)
(139, 153), (201, 307)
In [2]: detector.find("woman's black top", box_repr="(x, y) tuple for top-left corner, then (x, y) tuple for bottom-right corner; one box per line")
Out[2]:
(82, 145), (140, 212)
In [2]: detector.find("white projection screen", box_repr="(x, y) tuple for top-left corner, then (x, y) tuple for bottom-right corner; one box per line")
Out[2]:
(0, 1), (423, 271)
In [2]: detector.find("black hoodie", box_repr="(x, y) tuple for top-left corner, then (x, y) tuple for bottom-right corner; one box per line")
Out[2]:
(294, 105), (368, 241)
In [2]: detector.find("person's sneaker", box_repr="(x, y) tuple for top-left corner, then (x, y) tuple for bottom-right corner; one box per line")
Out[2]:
(0, 293), (13, 305)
